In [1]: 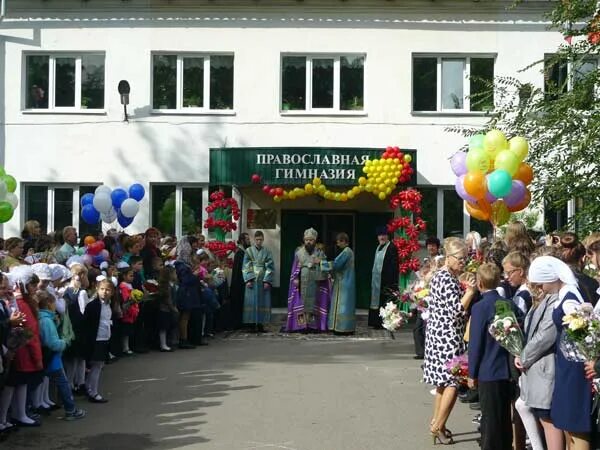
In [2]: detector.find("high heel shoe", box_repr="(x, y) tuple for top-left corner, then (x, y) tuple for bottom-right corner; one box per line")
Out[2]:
(430, 428), (454, 445)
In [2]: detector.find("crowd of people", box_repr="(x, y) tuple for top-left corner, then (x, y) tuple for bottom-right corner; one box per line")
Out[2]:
(420, 223), (600, 450)
(0, 220), (264, 441)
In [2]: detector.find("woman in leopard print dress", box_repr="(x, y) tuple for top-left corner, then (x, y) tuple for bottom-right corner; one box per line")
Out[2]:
(423, 237), (477, 442)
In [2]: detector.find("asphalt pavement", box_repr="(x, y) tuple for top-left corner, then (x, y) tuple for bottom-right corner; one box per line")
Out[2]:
(4, 329), (481, 450)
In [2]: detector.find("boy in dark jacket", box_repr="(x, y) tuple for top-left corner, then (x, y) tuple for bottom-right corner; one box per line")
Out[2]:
(468, 263), (513, 450)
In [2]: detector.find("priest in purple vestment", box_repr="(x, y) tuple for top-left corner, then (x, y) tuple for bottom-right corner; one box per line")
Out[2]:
(285, 228), (332, 332)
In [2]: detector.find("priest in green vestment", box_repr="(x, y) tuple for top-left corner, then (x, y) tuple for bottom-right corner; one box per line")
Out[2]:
(328, 232), (356, 334)
(242, 230), (275, 331)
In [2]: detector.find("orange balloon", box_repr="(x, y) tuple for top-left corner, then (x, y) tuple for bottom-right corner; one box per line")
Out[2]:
(466, 200), (491, 221)
(514, 163), (533, 186)
(463, 171), (487, 200)
(84, 236), (96, 246)
(507, 189), (531, 212)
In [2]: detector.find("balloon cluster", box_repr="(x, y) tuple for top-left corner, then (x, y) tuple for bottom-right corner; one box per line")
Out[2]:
(387, 189), (426, 274)
(0, 168), (19, 223)
(81, 183), (145, 228)
(204, 192), (240, 233)
(82, 238), (110, 266)
(253, 147), (415, 203)
(362, 147), (414, 201)
(451, 130), (533, 226)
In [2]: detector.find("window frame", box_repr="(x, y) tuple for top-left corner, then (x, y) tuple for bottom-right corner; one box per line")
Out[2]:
(150, 183), (208, 238)
(544, 53), (600, 95)
(22, 183), (101, 234)
(150, 52), (235, 115)
(21, 52), (107, 113)
(411, 53), (496, 115)
(279, 53), (367, 115)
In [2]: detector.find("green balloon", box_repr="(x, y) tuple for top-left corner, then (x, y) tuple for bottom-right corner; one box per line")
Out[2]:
(2, 175), (16, 193)
(487, 169), (513, 198)
(468, 134), (485, 151)
(0, 201), (13, 223)
(466, 147), (491, 173)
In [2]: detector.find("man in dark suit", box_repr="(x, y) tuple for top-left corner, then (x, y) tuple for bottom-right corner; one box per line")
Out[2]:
(468, 263), (514, 450)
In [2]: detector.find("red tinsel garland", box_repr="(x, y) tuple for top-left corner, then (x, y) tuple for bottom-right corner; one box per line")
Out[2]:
(387, 188), (426, 274)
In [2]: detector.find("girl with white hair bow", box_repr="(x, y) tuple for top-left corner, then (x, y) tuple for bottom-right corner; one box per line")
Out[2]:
(528, 255), (591, 449)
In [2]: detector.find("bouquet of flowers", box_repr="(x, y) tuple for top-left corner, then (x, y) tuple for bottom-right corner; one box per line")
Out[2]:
(445, 353), (469, 385)
(583, 262), (599, 281)
(561, 303), (600, 361)
(465, 258), (481, 274)
(488, 301), (524, 357)
(379, 301), (410, 332)
(130, 289), (145, 303)
(560, 303), (600, 396)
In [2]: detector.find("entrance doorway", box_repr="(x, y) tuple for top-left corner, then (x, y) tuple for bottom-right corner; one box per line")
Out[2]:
(279, 210), (392, 308)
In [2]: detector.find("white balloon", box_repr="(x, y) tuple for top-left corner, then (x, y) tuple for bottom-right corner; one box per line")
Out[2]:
(101, 207), (117, 224)
(120, 198), (139, 218)
(95, 185), (112, 196)
(6, 193), (18, 209)
(93, 193), (113, 214)
(0, 181), (7, 201)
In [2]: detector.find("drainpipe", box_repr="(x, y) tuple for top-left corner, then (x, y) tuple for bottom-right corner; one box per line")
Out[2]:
(0, 0), (5, 21)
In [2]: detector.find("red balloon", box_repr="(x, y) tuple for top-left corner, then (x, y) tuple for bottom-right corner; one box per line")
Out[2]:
(275, 187), (284, 196)
(262, 185), (271, 193)
(269, 188), (277, 197)
(251, 174), (261, 184)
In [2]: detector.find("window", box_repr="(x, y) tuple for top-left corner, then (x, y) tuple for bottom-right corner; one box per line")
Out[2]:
(281, 54), (365, 112)
(24, 54), (105, 110)
(151, 185), (204, 237)
(412, 55), (495, 112)
(443, 190), (464, 237)
(545, 55), (598, 108)
(419, 188), (438, 239)
(152, 54), (234, 111)
(23, 184), (100, 235)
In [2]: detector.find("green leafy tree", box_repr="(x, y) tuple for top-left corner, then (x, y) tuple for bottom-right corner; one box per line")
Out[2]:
(450, 1), (600, 235)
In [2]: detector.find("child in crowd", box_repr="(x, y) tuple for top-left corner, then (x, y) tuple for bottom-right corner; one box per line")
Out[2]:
(37, 291), (86, 421)
(83, 279), (114, 403)
(468, 263), (514, 450)
(156, 267), (178, 352)
(129, 256), (145, 290)
(118, 267), (138, 355)
(63, 264), (89, 395)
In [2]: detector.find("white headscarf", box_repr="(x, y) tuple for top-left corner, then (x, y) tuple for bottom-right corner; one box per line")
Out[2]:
(528, 255), (584, 307)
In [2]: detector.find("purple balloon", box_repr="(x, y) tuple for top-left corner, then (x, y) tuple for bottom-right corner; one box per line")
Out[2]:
(455, 175), (477, 203)
(450, 152), (468, 177)
(504, 180), (526, 207)
(485, 191), (498, 204)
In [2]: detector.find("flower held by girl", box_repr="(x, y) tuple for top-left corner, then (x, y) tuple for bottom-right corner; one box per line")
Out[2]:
(488, 301), (525, 357)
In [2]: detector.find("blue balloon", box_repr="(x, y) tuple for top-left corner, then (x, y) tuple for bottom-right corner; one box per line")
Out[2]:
(80, 193), (94, 208)
(111, 188), (128, 209)
(81, 204), (100, 225)
(129, 183), (145, 202)
(117, 211), (134, 228)
(93, 255), (104, 266)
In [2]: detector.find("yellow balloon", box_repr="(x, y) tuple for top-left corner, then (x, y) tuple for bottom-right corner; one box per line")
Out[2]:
(313, 177), (322, 186)
(365, 160), (372, 166)
(378, 192), (386, 200)
(347, 191), (355, 199)
(404, 154), (412, 163)
(340, 193), (348, 202)
(352, 186), (361, 195)
(318, 185), (326, 195)
(288, 192), (296, 200)
(393, 158), (400, 164)
(365, 184), (373, 192)
(378, 183), (386, 191)
(385, 187), (392, 195)
(491, 201), (511, 226)
(509, 136), (529, 161)
(274, 195), (282, 202)
(466, 147), (491, 173)
(334, 193), (341, 201)
(358, 177), (367, 186)
(494, 150), (520, 176)
(484, 129), (508, 158)
(304, 183), (314, 194)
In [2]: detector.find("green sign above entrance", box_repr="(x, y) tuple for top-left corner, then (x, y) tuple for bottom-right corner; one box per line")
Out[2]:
(210, 147), (417, 187)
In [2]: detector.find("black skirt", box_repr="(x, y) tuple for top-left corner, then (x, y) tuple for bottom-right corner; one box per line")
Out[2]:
(157, 310), (177, 331)
(5, 367), (44, 387)
(89, 341), (109, 362)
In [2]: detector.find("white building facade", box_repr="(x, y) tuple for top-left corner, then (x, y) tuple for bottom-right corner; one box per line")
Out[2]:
(0, 0), (566, 305)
